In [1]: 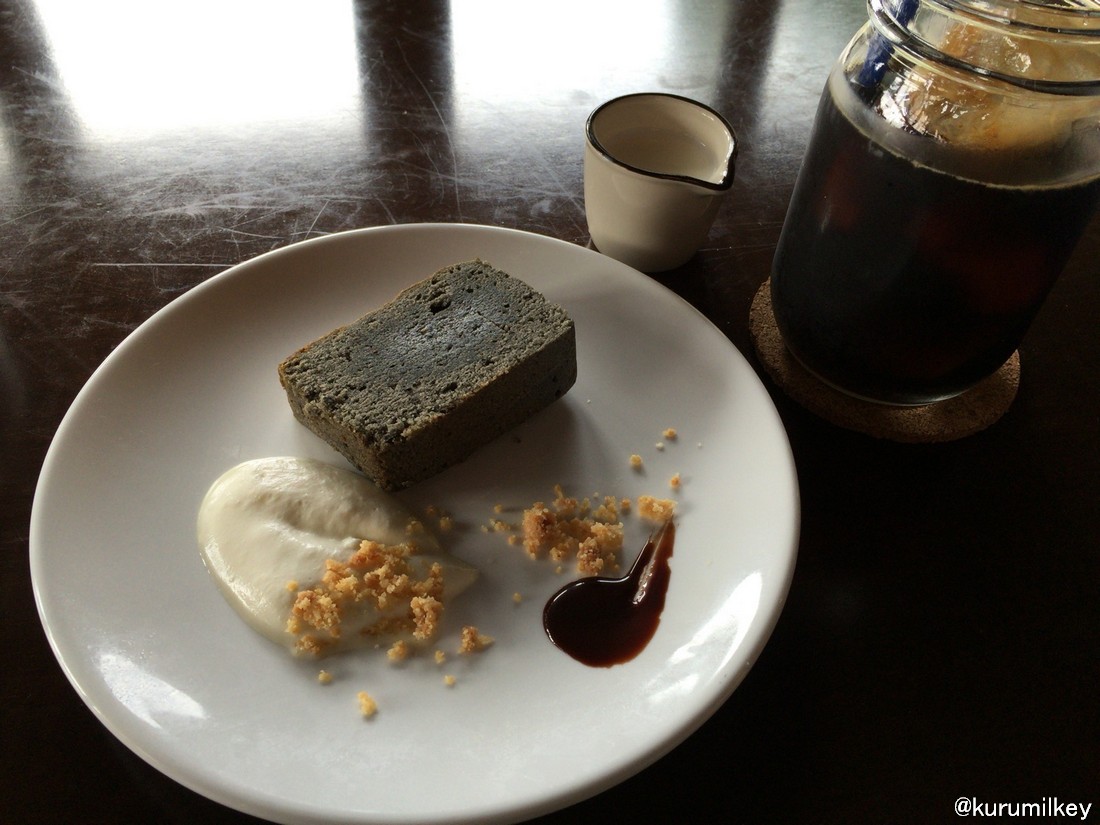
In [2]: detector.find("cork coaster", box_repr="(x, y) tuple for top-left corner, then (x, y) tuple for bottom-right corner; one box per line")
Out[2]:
(749, 279), (1019, 443)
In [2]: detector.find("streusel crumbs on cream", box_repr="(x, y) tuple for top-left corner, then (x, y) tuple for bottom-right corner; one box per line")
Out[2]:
(197, 457), (478, 658)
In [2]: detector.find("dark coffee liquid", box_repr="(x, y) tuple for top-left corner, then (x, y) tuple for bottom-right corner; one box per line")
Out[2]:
(772, 78), (1100, 405)
(543, 521), (674, 668)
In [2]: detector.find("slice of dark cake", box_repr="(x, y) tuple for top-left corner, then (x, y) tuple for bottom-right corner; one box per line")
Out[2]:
(278, 259), (577, 490)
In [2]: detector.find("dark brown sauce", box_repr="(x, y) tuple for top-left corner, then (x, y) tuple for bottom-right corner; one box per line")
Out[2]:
(542, 520), (675, 667)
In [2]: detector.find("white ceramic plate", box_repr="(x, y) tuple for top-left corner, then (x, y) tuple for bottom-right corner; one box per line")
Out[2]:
(31, 224), (799, 825)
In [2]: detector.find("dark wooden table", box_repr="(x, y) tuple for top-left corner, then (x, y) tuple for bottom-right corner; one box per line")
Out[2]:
(4, 1), (1098, 822)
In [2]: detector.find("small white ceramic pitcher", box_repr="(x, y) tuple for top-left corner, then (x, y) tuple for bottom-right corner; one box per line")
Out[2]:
(584, 93), (737, 273)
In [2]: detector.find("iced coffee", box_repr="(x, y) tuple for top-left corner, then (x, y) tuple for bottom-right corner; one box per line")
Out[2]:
(771, 6), (1100, 405)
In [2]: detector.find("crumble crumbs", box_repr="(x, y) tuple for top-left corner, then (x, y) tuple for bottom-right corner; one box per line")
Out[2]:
(426, 504), (455, 533)
(459, 625), (493, 654)
(669, 473), (682, 489)
(287, 538), (446, 657)
(663, 427), (678, 440)
(491, 485), (680, 582)
(317, 670), (333, 685)
(387, 639), (410, 662)
(443, 674), (457, 687)
(410, 595), (443, 641)
(629, 454), (643, 469)
(357, 690), (378, 718)
(516, 485), (625, 574)
(638, 495), (677, 523)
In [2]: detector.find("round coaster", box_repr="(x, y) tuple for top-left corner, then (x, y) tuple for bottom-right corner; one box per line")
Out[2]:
(749, 279), (1019, 443)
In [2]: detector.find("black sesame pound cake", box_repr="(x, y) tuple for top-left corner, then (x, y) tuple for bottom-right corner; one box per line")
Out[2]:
(278, 259), (577, 491)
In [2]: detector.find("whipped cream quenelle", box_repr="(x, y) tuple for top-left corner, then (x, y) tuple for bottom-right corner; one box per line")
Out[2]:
(197, 457), (478, 656)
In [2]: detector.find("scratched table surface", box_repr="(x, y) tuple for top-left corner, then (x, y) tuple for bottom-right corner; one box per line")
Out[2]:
(3, 1), (1099, 823)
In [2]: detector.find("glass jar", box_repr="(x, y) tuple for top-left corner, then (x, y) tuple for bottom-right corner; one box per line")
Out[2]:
(770, 0), (1100, 406)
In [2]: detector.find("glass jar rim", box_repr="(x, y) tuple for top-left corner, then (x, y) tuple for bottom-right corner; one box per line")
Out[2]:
(945, 0), (1100, 34)
(871, 0), (1100, 94)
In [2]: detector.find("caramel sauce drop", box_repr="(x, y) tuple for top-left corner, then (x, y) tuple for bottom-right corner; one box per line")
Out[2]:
(542, 520), (675, 667)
